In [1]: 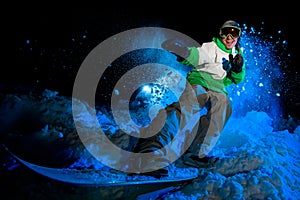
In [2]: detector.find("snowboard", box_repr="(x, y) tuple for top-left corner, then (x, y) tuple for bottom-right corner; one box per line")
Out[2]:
(1, 110), (202, 187)
(2, 144), (198, 186)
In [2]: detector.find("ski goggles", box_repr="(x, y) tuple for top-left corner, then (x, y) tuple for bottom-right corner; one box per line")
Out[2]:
(219, 26), (241, 38)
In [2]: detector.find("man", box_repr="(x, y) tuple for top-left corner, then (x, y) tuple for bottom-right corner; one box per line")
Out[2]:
(133, 20), (246, 176)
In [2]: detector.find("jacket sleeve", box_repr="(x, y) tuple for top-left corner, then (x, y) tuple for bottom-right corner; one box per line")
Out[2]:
(179, 47), (199, 66)
(223, 67), (246, 86)
(223, 50), (246, 86)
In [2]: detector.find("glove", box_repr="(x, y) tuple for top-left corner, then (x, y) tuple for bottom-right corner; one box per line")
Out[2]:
(229, 54), (243, 73)
(161, 39), (190, 60)
(222, 58), (231, 73)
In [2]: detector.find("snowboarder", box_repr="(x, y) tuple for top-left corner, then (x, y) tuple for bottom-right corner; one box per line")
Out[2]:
(133, 20), (246, 176)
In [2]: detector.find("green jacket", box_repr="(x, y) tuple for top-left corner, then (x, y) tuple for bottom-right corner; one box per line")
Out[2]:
(180, 37), (246, 95)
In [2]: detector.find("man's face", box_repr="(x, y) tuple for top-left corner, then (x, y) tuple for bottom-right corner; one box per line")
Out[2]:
(221, 36), (238, 49)
(219, 26), (240, 49)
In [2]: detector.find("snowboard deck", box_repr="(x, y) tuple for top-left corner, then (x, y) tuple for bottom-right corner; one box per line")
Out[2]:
(2, 144), (198, 187)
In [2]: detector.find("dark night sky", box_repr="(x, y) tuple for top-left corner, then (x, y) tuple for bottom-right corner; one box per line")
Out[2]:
(2, 8), (299, 118)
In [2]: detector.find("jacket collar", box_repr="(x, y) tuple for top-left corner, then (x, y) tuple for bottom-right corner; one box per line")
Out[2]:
(212, 37), (234, 54)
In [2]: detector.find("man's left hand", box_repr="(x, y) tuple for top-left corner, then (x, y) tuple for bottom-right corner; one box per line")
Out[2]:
(230, 54), (243, 73)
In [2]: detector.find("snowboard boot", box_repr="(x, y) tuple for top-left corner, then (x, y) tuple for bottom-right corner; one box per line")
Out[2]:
(183, 154), (219, 168)
(127, 167), (169, 179)
(138, 167), (169, 178)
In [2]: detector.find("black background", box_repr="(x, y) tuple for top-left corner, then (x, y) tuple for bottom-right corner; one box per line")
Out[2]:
(2, 8), (299, 118)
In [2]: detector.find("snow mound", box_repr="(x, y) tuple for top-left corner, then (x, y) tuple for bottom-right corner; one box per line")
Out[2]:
(163, 111), (300, 199)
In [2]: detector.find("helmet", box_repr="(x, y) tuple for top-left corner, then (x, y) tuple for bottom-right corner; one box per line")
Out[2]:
(219, 20), (241, 38)
(221, 20), (241, 30)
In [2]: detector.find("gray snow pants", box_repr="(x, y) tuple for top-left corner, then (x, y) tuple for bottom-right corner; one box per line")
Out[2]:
(133, 84), (232, 171)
